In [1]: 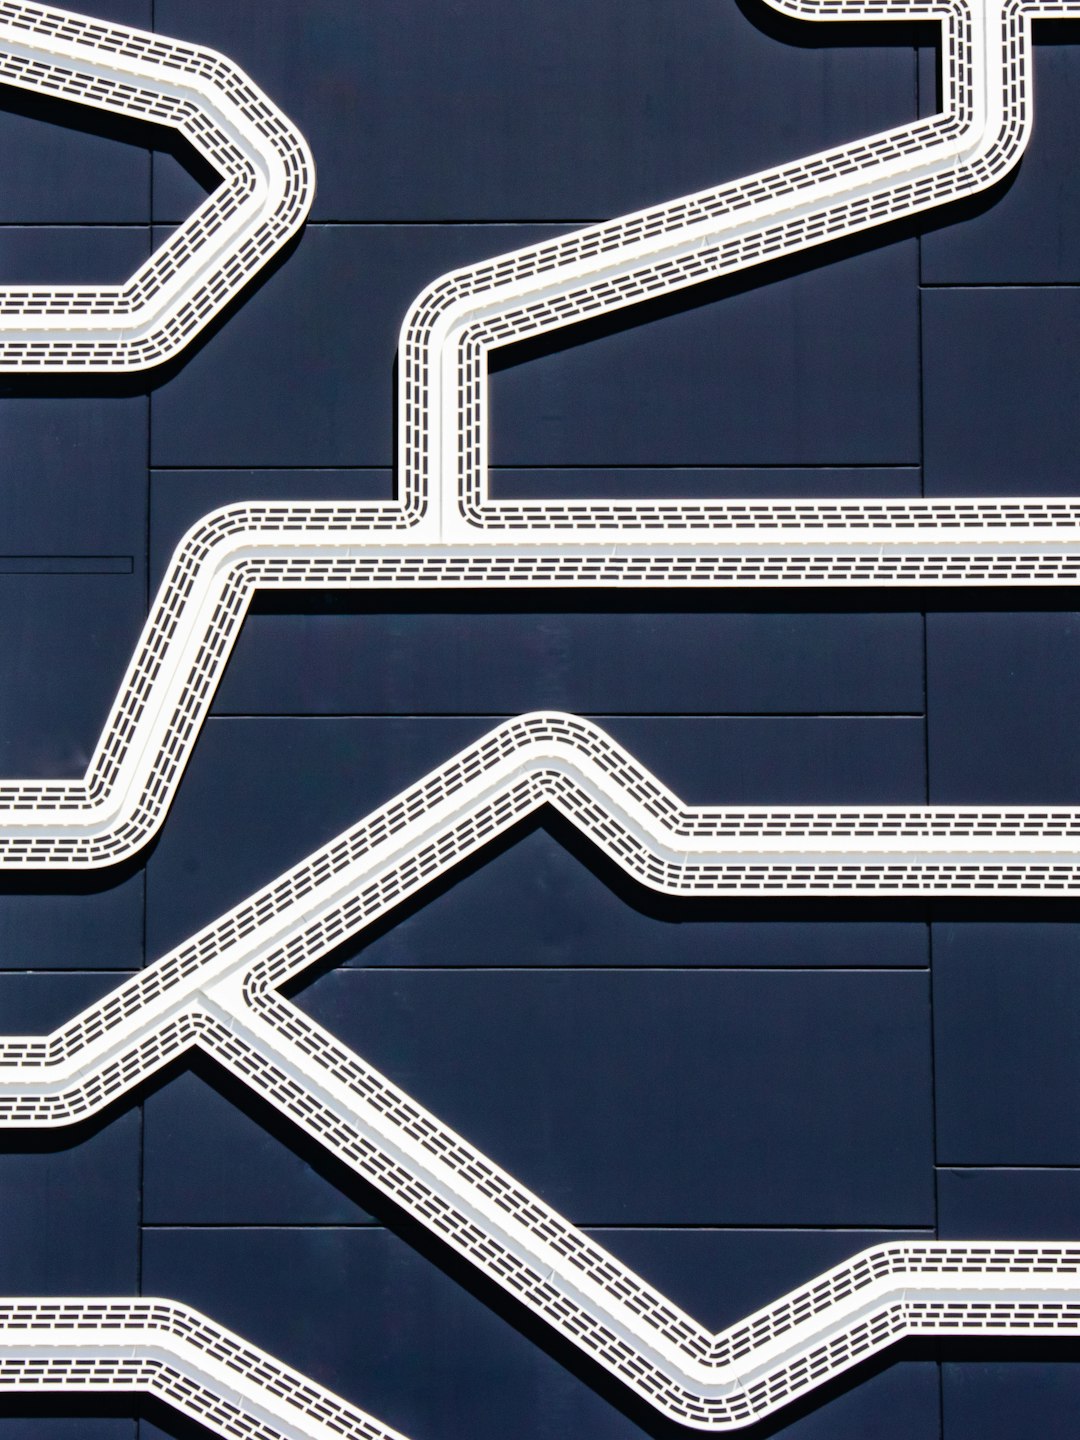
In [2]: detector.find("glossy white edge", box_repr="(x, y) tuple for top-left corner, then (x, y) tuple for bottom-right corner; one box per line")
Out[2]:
(7, 8), (1080, 1430)
(0, 1298), (410, 1440)
(12, 522), (1080, 871)
(0, 0), (314, 369)
(6, 2), (1080, 864)
(397, 0), (1080, 542)
(1, 732), (1079, 1430)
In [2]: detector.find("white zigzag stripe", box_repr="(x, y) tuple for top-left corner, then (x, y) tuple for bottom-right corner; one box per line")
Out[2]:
(400, 0), (1074, 539)
(0, 714), (1075, 1430)
(6, 1), (1080, 864)
(0, 1299), (409, 1440)
(3, 5), (1078, 1436)
(0, 2), (314, 369)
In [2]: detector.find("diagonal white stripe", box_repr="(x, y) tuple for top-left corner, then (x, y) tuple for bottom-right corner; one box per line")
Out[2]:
(0, 714), (1074, 1427)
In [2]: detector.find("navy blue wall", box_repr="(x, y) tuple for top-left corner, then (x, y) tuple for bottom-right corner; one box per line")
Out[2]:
(2, 3), (1080, 1437)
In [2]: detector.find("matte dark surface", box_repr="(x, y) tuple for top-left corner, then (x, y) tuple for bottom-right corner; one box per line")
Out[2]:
(141, 1226), (942, 1440)
(0, 49), (150, 226)
(151, 0), (917, 223)
(0, 574), (145, 778)
(0, 390), (147, 558)
(927, 613), (1080, 801)
(922, 31), (1080, 284)
(491, 240), (920, 468)
(143, 713), (924, 956)
(937, 1167), (1080, 1440)
(933, 924), (1080, 1164)
(490, 465), (923, 500)
(0, 974), (140, 1292)
(296, 968), (935, 1225)
(923, 287), (1080, 495)
(0, 4), (1077, 1438)
(149, 224), (571, 469)
(213, 599), (926, 719)
(340, 821), (929, 972)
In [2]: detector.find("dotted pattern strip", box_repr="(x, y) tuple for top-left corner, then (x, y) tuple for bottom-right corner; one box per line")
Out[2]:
(0, 1264), (1076, 1435)
(0, 1299), (410, 1440)
(8, 3), (1080, 862)
(17, 552), (1080, 875)
(399, 0), (1080, 536)
(12, 521), (1080, 864)
(7, 4), (1080, 1436)
(0, 1), (314, 369)
(1, 717), (1080, 1426)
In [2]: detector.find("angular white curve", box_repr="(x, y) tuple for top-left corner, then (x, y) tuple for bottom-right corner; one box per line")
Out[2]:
(0, 1298), (409, 1440)
(0, 725), (1077, 1427)
(0, 1), (315, 369)
(4, 5), (1077, 1436)
(5, 2), (1080, 863)
(399, 0), (1080, 539)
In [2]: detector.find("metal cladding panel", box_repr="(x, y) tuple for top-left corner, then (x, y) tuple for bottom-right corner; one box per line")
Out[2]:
(2, 4), (1080, 1440)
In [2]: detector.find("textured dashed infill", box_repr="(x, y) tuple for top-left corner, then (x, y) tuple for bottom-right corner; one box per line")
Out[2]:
(5, 4), (1080, 1438)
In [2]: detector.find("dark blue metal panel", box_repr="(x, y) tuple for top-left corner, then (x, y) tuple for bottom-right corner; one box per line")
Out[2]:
(938, 1167), (1080, 1239)
(927, 614), (1080, 802)
(150, 0), (917, 224)
(3, 2), (1080, 1436)
(491, 240), (921, 467)
(211, 606), (926, 718)
(0, 392), (147, 558)
(0, 872), (143, 973)
(922, 33), (1080, 284)
(148, 470), (391, 589)
(297, 968), (935, 1225)
(0, 0), (149, 228)
(0, 575), (145, 777)
(934, 924), (1080, 1163)
(0, 973), (140, 1293)
(143, 713), (925, 957)
(142, 1226), (942, 1440)
(923, 288), (1080, 494)
(142, 1067), (375, 1226)
(148, 225), (571, 469)
(938, 1169), (1080, 1440)
(144, 716), (492, 955)
(0, 224), (149, 285)
(340, 820), (929, 971)
(490, 466), (923, 500)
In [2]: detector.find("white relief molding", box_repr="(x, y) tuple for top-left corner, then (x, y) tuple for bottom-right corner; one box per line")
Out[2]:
(0, 1), (314, 369)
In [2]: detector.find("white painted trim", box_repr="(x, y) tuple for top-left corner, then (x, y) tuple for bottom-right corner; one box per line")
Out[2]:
(0, 1), (314, 369)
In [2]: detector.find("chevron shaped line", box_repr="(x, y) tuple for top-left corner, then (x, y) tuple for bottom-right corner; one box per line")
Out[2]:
(0, 714), (1076, 1428)
(3, 5), (1074, 1436)
(8, 3), (1080, 861)
(0, 1), (314, 369)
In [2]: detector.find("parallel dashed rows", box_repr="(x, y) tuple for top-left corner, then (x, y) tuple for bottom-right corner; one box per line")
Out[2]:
(0, 714), (1079, 1426)
(6, 2), (1080, 864)
(4, 5), (1080, 1435)
(0, 1300), (408, 1440)
(0, 1), (314, 368)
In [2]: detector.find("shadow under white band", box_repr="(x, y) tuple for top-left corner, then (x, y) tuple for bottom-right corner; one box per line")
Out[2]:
(0, 717), (1075, 1428)
(5, 4), (1080, 864)
(0, 1), (314, 369)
